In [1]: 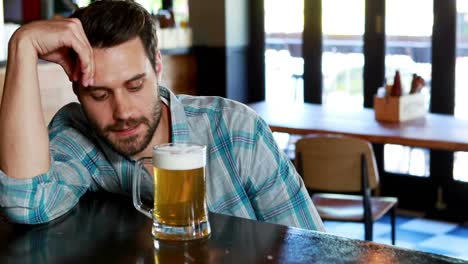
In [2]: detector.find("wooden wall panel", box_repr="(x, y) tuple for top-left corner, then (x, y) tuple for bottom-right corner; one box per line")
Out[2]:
(161, 54), (198, 95)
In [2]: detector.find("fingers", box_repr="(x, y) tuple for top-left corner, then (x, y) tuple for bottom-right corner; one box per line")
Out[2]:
(62, 18), (94, 87)
(58, 51), (76, 81)
(71, 19), (94, 86)
(18, 19), (94, 85)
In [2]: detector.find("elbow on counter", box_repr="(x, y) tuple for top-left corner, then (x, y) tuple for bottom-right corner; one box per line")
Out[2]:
(0, 174), (89, 225)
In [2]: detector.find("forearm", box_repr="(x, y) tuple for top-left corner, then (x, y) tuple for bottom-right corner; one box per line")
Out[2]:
(0, 35), (50, 179)
(0, 160), (91, 224)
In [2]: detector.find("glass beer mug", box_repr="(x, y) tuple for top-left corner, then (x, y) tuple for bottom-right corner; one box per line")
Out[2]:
(133, 143), (211, 240)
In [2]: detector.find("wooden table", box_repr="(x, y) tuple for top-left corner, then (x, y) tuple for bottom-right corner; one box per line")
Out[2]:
(0, 193), (465, 263)
(248, 101), (468, 152)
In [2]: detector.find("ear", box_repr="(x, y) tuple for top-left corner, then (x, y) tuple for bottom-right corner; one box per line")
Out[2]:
(155, 50), (163, 81)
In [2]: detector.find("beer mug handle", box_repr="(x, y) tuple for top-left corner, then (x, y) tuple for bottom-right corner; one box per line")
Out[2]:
(132, 157), (152, 219)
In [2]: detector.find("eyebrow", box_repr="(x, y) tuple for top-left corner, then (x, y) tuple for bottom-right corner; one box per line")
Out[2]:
(124, 73), (146, 85)
(84, 73), (147, 90)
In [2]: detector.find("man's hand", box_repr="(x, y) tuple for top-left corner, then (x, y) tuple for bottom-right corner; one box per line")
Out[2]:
(12, 18), (94, 86)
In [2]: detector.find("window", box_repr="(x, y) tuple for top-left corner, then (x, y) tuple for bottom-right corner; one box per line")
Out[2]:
(454, 0), (468, 182)
(264, 0), (304, 105)
(383, 0), (432, 177)
(322, 0), (365, 111)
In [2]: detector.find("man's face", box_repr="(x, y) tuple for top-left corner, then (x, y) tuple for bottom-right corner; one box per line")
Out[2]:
(77, 37), (162, 156)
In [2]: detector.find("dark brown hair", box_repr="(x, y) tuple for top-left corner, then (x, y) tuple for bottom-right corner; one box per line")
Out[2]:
(70, 0), (158, 70)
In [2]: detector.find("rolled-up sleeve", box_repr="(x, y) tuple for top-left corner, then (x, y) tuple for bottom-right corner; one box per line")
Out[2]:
(0, 151), (94, 224)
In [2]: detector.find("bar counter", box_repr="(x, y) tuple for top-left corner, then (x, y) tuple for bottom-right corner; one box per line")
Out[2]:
(0, 193), (465, 263)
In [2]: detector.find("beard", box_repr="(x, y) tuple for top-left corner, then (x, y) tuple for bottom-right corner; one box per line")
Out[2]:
(88, 97), (162, 157)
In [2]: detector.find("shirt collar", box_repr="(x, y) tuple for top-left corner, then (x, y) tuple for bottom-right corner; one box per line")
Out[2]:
(159, 86), (190, 143)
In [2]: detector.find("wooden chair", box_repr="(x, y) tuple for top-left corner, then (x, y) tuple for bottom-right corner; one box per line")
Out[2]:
(295, 135), (398, 244)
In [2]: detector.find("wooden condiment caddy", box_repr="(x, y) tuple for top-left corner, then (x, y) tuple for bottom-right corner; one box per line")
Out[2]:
(374, 93), (426, 122)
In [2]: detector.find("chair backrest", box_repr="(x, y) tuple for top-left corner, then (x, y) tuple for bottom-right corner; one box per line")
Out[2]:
(295, 135), (379, 192)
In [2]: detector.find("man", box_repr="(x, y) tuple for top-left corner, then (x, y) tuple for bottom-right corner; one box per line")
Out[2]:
(0, 1), (324, 231)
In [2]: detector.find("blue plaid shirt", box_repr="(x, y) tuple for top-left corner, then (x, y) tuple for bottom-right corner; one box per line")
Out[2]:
(0, 87), (324, 231)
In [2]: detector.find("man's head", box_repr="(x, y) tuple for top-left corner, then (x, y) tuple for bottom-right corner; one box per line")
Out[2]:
(71, 0), (158, 70)
(71, 0), (164, 157)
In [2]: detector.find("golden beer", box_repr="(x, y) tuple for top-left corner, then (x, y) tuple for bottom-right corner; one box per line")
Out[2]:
(150, 143), (210, 240)
(153, 166), (207, 226)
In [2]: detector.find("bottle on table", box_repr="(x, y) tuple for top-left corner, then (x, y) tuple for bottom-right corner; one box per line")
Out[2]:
(391, 70), (402, 97)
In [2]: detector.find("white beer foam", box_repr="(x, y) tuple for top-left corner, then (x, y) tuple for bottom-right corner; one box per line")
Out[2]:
(153, 144), (206, 170)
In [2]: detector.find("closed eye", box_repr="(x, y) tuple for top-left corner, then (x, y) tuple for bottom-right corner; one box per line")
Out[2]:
(90, 89), (109, 101)
(128, 78), (144, 92)
(128, 85), (143, 92)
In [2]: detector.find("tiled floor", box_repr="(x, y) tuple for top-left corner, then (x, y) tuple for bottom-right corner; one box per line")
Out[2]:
(324, 214), (468, 261)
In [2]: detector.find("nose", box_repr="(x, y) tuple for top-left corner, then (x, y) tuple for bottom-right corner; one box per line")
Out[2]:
(112, 91), (134, 121)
